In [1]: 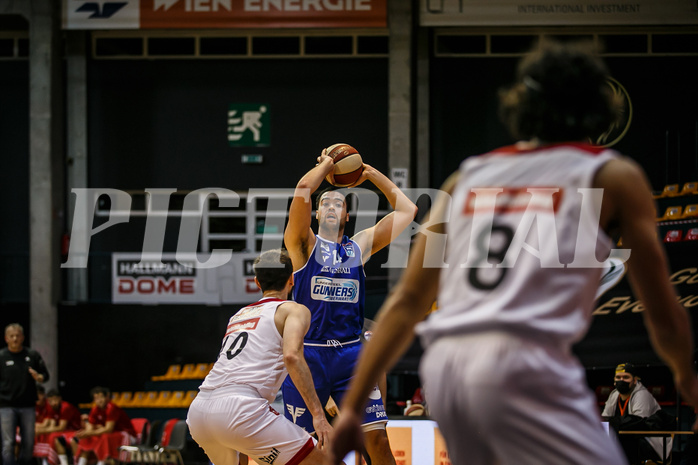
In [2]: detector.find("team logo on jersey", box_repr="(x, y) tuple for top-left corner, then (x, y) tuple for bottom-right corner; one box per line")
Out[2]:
(286, 405), (306, 424)
(311, 277), (359, 303)
(343, 242), (355, 258)
(258, 447), (280, 464)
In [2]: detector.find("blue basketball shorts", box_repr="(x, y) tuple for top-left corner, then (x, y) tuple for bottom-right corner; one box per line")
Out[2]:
(281, 340), (388, 433)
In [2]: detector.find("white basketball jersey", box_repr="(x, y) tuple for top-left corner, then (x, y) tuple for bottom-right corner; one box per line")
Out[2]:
(417, 143), (619, 348)
(199, 297), (287, 402)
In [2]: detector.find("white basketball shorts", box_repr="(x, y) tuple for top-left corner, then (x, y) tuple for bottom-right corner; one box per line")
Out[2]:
(420, 331), (628, 465)
(187, 387), (316, 465)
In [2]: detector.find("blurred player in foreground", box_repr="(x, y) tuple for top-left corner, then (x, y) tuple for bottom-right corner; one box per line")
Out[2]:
(328, 39), (698, 465)
(187, 249), (337, 465)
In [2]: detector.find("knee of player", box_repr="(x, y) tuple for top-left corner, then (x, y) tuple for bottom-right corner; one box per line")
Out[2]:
(363, 428), (391, 449)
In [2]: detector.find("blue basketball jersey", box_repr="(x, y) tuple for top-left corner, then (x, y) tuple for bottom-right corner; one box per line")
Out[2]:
(292, 235), (365, 342)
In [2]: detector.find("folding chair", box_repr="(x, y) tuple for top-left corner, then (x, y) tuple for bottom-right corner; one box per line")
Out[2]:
(119, 419), (163, 465)
(156, 420), (188, 465)
(130, 418), (150, 444)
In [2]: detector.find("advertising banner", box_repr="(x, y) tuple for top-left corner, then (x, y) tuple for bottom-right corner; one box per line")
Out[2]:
(64, 0), (387, 29)
(112, 252), (262, 304)
(420, 0), (698, 26)
(575, 242), (698, 367)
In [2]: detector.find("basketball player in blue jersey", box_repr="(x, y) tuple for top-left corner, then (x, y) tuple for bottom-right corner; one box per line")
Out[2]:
(282, 150), (417, 465)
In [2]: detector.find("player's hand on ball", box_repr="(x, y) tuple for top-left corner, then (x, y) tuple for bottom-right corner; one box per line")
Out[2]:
(342, 163), (372, 188)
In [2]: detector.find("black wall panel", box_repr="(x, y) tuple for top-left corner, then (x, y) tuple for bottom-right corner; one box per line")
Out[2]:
(429, 55), (698, 190)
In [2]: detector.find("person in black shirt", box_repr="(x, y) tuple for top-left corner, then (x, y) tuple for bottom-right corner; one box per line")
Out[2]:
(0, 323), (50, 465)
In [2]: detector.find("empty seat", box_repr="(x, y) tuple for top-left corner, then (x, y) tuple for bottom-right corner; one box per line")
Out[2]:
(156, 420), (188, 465)
(682, 204), (698, 219)
(181, 391), (198, 408)
(152, 391), (173, 408)
(191, 363), (212, 379)
(130, 418), (150, 444)
(113, 392), (133, 407)
(657, 206), (683, 222)
(664, 230), (683, 242)
(124, 391), (147, 408)
(680, 181), (698, 196)
(166, 391), (187, 408)
(151, 364), (182, 381)
(685, 228), (698, 241)
(655, 183), (680, 198)
(140, 391), (160, 407)
(176, 364), (197, 379)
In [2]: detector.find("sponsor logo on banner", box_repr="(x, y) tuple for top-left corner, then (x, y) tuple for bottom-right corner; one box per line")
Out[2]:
(111, 252), (262, 304)
(310, 276), (359, 303)
(115, 259), (196, 297)
(420, 0), (698, 26)
(63, 0), (387, 29)
(64, 0), (140, 29)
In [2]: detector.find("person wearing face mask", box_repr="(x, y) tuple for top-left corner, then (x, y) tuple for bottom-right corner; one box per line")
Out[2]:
(602, 363), (672, 464)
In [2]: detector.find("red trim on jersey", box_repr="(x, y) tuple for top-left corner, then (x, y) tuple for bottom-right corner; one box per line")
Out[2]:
(246, 297), (285, 306)
(286, 438), (315, 465)
(489, 142), (606, 156)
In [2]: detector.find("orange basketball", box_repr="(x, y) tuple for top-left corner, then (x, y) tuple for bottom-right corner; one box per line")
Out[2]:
(325, 143), (364, 187)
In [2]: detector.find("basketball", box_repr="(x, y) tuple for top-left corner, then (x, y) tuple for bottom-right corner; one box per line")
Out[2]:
(325, 143), (364, 187)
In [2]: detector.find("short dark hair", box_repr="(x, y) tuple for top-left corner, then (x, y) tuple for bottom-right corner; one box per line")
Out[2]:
(46, 388), (61, 398)
(315, 187), (347, 209)
(253, 249), (293, 292)
(90, 386), (110, 398)
(498, 39), (622, 143)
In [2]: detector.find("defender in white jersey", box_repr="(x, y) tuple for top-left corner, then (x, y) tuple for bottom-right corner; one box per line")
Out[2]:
(330, 40), (698, 465)
(187, 249), (337, 465)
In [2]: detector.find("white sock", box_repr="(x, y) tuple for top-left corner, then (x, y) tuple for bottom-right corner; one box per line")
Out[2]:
(42, 459), (50, 465)
(96, 461), (105, 465)
(78, 457), (88, 465)
(58, 455), (69, 465)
